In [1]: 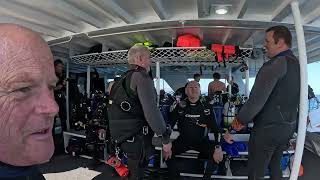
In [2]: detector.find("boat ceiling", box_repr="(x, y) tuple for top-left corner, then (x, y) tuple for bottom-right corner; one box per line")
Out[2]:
(1, 0), (320, 74)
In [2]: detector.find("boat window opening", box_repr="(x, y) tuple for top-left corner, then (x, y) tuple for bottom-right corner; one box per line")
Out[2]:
(308, 62), (320, 96)
(187, 78), (226, 95)
(242, 78), (256, 92)
(153, 78), (174, 94)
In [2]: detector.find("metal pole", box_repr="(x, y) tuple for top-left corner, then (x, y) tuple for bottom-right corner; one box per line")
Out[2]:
(65, 59), (70, 131)
(87, 66), (91, 98)
(162, 78), (165, 90)
(245, 60), (250, 97)
(290, 1), (308, 180)
(228, 67), (232, 96)
(156, 62), (161, 106)
(104, 74), (108, 94)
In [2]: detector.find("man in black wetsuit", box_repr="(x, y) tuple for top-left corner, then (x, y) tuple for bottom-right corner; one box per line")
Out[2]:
(232, 26), (300, 180)
(227, 76), (239, 96)
(0, 24), (59, 179)
(108, 45), (172, 180)
(54, 59), (67, 131)
(167, 81), (230, 179)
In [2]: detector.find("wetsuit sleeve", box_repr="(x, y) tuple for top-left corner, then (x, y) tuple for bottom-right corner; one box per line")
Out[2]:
(169, 102), (179, 129)
(237, 58), (287, 124)
(130, 72), (170, 144)
(54, 77), (65, 91)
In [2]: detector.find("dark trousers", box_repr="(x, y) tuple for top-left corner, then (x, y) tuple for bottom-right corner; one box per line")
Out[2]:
(248, 125), (294, 180)
(213, 105), (223, 128)
(166, 137), (217, 179)
(55, 97), (67, 131)
(120, 135), (153, 180)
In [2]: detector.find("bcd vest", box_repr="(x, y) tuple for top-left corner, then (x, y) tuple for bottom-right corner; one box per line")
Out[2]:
(254, 52), (300, 129)
(107, 67), (150, 143)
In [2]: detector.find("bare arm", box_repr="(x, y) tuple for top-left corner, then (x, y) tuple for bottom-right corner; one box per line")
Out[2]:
(208, 82), (213, 97)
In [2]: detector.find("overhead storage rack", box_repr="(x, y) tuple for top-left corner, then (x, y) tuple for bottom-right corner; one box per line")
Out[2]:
(70, 47), (253, 67)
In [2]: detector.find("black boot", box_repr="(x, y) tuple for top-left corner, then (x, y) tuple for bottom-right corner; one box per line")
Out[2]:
(203, 161), (218, 180)
(217, 159), (227, 175)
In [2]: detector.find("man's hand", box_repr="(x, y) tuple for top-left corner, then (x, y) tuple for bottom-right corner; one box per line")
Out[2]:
(213, 146), (223, 164)
(162, 142), (172, 160)
(231, 118), (245, 131)
(223, 133), (233, 144)
(55, 84), (63, 90)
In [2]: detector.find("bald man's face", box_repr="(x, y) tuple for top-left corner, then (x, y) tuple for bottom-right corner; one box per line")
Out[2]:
(185, 81), (200, 100)
(0, 25), (59, 166)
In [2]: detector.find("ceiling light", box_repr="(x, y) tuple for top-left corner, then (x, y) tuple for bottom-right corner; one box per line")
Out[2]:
(215, 6), (228, 15)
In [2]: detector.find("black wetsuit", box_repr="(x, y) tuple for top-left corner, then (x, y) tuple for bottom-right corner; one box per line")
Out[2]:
(227, 82), (239, 95)
(167, 98), (222, 179)
(108, 65), (170, 180)
(237, 49), (300, 180)
(54, 73), (67, 131)
(0, 162), (45, 180)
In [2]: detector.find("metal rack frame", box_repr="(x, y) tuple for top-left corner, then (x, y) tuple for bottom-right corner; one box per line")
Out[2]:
(70, 47), (253, 67)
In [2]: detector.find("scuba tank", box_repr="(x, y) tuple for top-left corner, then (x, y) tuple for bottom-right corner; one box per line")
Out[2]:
(223, 101), (235, 128)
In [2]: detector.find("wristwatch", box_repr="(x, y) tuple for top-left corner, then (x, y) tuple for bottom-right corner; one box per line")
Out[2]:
(215, 145), (221, 149)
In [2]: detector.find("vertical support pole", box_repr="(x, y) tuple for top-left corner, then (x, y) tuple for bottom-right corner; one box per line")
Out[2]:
(87, 66), (91, 98)
(65, 59), (70, 131)
(65, 37), (73, 132)
(104, 74), (108, 94)
(156, 62), (161, 106)
(290, 1), (308, 180)
(245, 60), (250, 97)
(228, 67), (232, 96)
(162, 78), (165, 90)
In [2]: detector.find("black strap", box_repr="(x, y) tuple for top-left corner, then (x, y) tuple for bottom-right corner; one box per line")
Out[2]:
(113, 126), (151, 145)
(119, 70), (136, 100)
(234, 46), (241, 62)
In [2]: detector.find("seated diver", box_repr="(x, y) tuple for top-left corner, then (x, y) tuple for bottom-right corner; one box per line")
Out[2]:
(166, 81), (232, 179)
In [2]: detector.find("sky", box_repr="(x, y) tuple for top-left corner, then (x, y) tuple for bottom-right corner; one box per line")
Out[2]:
(308, 62), (320, 95)
(156, 61), (320, 95)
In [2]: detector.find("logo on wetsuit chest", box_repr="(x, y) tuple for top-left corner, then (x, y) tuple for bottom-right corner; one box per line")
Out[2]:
(182, 109), (210, 117)
(185, 114), (201, 125)
(185, 114), (200, 118)
(184, 114), (208, 128)
(204, 109), (210, 115)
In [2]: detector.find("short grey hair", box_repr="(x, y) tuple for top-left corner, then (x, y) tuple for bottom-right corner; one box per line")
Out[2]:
(128, 45), (150, 64)
(186, 80), (200, 88)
